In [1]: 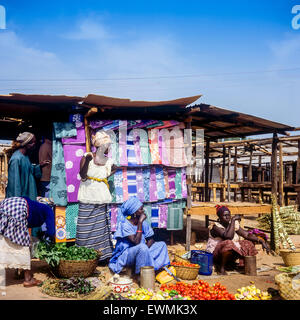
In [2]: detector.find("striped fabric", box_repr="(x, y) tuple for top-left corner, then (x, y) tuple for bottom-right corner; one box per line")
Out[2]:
(127, 169), (137, 198)
(76, 203), (113, 261)
(114, 169), (123, 203)
(151, 204), (159, 228)
(127, 130), (137, 166)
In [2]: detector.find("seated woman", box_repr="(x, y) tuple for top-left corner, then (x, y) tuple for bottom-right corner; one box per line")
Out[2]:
(206, 205), (270, 275)
(0, 196), (55, 287)
(109, 196), (170, 274)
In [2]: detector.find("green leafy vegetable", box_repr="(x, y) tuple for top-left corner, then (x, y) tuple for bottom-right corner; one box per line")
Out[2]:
(35, 242), (98, 267)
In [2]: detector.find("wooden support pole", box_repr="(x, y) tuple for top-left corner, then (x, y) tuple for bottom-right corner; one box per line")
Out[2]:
(296, 140), (300, 209)
(227, 147), (231, 202)
(204, 139), (210, 228)
(270, 133), (278, 251)
(234, 147), (238, 202)
(221, 146), (226, 202)
(247, 147), (253, 202)
(279, 143), (284, 206)
(185, 121), (192, 251)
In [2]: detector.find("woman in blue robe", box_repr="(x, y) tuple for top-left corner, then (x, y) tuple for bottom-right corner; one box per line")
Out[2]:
(109, 196), (170, 274)
(6, 132), (50, 200)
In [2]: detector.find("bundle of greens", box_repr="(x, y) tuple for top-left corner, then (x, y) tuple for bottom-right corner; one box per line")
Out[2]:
(41, 277), (95, 298)
(35, 242), (98, 267)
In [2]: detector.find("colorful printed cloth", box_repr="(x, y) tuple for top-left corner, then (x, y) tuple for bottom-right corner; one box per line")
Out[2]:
(63, 144), (86, 202)
(151, 204), (159, 228)
(149, 166), (158, 202)
(127, 130), (138, 166)
(156, 167), (166, 200)
(65, 203), (79, 239)
(114, 169), (124, 203)
(62, 122), (85, 145)
(143, 168), (151, 202)
(175, 168), (182, 199)
(158, 204), (168, 229)
(127, 169), (137, 198)
(148, 129), (162, 164)
(168, 169), (176, 199)
(0, 197), (30, 247)
(136, 168), (145, 202)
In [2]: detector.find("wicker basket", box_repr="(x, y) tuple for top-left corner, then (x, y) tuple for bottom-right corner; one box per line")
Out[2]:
(275, 273), (300, 300)
(280, 249), (300, 267)
(173, 265), (200, 280)
(55, 259), (98, 278)
(173, 250), (189, 264)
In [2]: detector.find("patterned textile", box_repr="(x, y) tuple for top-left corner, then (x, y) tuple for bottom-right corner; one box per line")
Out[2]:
(158, 204), (168, 229)
(156, 167), (166, 200)
(136, 168), (145, 202)
(168, 169), (176, 199)
(212, 239), (258, 265)
(148, 129), (161, 164)
(50, 123), (77, 206)
(62, 122), (85, 145)
(151, 204), (159, 228)
(55, 206), (67, 242)
(76, 203), (113, 261)
(0, 197), (30, 247)
(89, 120), (113, 130)
(109, 205), (118, 232)
(163, 167), (170, 198)
(143, 168), (150, 202)
(108, 175), (116, 203)
(167, 204), (184, 230)
(149, 167), (158, 202)
(181, 167), (188, 198)
(107, 130), (119, 166)
(143, 204), (152, 226)
(155, 120), (180, 129)
(63, 144), (86, 202)
(0, 235), (31, 270)
(122, 168), (129, 201)
(66, 203), (79, 239)
(175, 168), (182, 199)
(127, 130), (137, 166)
(114, 169), (124, 203)
(127, 169), (137, 198)
(119, 126), (128, 166)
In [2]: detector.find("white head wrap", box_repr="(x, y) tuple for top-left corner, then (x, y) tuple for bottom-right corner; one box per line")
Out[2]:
(92, 130), (111, 147)
(16, 132), (34, 147)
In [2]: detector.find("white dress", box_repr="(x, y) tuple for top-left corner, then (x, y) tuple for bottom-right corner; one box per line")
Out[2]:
(77, 153), (113, 204)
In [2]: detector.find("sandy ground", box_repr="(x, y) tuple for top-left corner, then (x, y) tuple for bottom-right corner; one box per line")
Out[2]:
(1, 215), (299, 300)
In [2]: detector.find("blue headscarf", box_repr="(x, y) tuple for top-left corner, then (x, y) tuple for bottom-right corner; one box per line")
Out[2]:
(117, 196), (143, 225)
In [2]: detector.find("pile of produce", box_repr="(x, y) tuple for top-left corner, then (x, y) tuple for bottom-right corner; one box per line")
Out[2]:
(41, 277), (95, 298)
(35, 242), (98, 267)
(123, 288), (190, 300)
(160, 280), (235, 300)
(234, 284), (272, 300)
(171, 261), (199, 268)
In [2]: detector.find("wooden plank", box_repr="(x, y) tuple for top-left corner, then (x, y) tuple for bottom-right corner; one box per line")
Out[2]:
(190, 204), (272, 216)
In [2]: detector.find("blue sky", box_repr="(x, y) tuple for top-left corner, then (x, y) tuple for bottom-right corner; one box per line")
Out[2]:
(0, 0), (299, 127)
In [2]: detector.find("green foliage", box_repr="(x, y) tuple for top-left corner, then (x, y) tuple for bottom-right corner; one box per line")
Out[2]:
(35, 242), (98, 267)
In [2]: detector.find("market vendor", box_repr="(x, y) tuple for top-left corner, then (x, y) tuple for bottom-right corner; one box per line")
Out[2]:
(206, 205), (270, 275)
(0, 196), (55, 287)
(6, 132), (51, 200)
(108, 196), (170, 274)
(76, 130), (117, 265)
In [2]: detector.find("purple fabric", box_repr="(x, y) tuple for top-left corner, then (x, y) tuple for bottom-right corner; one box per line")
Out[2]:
(89, 120), (113, 129)
(62, 123), (86, 145)
(149, 166), (158, 202)
(181, 167), (188, 198)
(168, 168), (176, 199)
(133, 130), (142, 165)
(63, 144), (86, 202)
(119, 127), (128, 166)
(110, 205), (118, 232)
(136, 168), (145, 202)
(158, 204), (168, 228)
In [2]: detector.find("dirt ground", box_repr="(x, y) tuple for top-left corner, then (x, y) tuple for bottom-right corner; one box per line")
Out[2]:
(1, 215), (299, 300)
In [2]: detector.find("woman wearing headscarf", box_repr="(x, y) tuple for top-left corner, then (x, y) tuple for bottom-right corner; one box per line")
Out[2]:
(108, 196), (170, 274)
(0, 196), (55, 287)
(206, 205), (270, 275)
(6, 132), (50, 200)
(76, 130), (116, 264)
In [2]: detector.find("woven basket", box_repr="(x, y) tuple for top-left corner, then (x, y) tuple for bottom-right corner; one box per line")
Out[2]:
(173, 250), (189, 264)
(173, 265), (200, 280)
(275, 273), (300, 300)
(280, 249), (300, 267)
(56, 259), (98, 278)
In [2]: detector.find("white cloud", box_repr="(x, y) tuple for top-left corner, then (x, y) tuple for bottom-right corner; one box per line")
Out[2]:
(62, 19), (110, 40)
